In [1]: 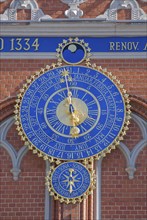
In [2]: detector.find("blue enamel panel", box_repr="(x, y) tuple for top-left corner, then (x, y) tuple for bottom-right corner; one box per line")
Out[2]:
(20, 65), (126, 160)
(51, 162), (91, 199)
(0, 37), (146, 52)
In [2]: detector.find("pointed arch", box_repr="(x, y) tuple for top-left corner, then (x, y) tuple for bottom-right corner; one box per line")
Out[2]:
(0, 116), (28, 180)
(96, 0), (147, 20)
(0, 0), (52, 21)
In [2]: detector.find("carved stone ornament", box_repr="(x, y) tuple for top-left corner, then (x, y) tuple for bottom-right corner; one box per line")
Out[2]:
(96, 0), (147, 20)
(61, 0), (87, 19)
(0, 0), (52, 21)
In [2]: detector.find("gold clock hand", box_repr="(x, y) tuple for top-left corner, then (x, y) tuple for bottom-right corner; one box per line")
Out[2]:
(69, 181), (73, 193)
(61, 69), (72, 101)
(69, 168), (74, 176)
(68, 169), (74, 193)
(70, 109), (81, 137)
(70, 126), (80, 138)
(61, 69), (76, 114)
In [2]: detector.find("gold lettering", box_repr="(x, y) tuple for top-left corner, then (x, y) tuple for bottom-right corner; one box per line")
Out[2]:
(109, 41), (139, 51)
(10, 38), (39, 51)
(127, 42), (132, 50)
(0, 38), (4, 51)
(32, 38), (39, 51)
(121, 42), (127, 50)
(143, 43), (147, 51)
(10, 38), (15, 51)
(15, 38), (23, 51)
(116, 42), (121, 51)
(24, 38), (31, 51)
(132, 42), (139, 50)
(109, 42), (115, 50)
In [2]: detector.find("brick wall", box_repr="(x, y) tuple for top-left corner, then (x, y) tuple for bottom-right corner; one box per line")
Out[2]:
(0, 148), (45, 220)
(101, 147), (147, 220)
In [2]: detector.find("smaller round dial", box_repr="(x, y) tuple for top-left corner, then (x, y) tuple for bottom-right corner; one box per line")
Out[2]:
(61, 42), (86, 64)
(46, 161), (92, 203)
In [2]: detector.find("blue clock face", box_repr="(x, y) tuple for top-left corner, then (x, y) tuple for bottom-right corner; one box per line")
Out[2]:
(20, 65), (126, 160)
(51, 162), (91, 199)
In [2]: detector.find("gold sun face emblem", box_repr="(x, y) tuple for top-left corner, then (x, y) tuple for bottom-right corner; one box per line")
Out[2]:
(61, 69), (70, 77)
(60, 69), (72, 83)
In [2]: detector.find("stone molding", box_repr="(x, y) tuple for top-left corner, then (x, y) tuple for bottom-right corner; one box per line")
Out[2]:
(1, 51), (147, 60)
(119, 113), (147, 179)
(0, 0), (52, 21)
(0, 117), (28, 181)
(96, 0), (147, 21)
(10, 0), (38, 9)
(0, 21), (146, 36)
(61, 0), (87, 19)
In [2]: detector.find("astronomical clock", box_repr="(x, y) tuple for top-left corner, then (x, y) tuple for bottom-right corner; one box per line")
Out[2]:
(15, 38), (131, 204)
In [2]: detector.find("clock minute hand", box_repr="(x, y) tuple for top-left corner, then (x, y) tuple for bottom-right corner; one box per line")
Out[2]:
(60, 69), (75, 113)
(60, 69), (81, 138)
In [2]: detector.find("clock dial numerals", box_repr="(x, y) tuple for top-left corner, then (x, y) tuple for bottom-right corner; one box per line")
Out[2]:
(20, 65), (126, 160)
(49, 116), (66, 134)
(57, 90), (67, 100)
(87, 100), (96, 107)
(43, 87), (99, 138)
(83, 117), (95, 127)
(55, 122), (66, 134)
(47, 115), (58, 125)
(89, 109), (98, 117)
(72, 88), (79, 98)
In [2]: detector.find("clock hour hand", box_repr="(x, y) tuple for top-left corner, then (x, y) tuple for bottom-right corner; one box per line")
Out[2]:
(67, 91), (75, 114)
(70, 112), (80, 138)
(60, 70), (76, 114)
(69, 103), (75, 114)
